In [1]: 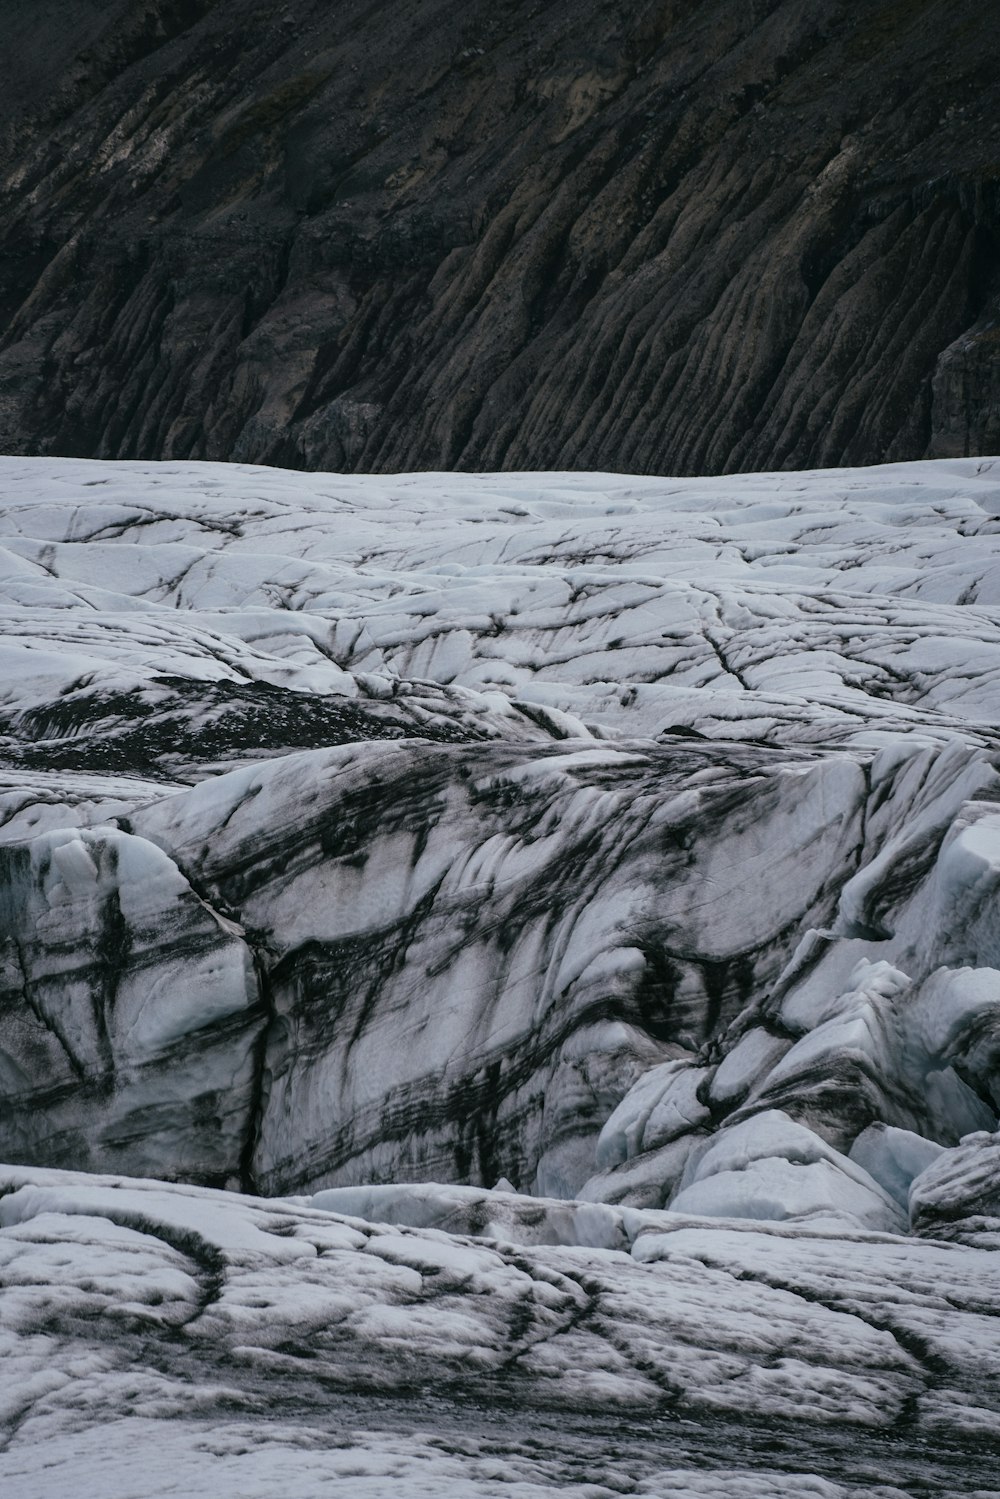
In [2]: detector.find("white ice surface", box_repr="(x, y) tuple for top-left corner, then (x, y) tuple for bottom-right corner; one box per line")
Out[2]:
(2, 456), (1000, 747)
(3, 457), (1000, 1493)
(2, 1161), (1000, 1496)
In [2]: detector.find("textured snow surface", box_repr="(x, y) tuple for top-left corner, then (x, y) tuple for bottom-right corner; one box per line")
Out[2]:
(3, 456), (1000, 752)
(2, 1160), (999, 1496)
(2, 457), (1000, 1492)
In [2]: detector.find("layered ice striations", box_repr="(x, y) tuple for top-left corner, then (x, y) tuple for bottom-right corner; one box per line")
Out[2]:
(3, 456), (1000, 1490)
(1, 455), (999, 1222)
(0, 824), (262, 1183)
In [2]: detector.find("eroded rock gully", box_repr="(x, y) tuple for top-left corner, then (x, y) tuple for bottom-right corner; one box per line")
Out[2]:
(2, 0), (999, 474)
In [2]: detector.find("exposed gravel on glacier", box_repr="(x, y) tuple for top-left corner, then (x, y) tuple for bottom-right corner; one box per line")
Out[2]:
(2, 456), (1000, 1495)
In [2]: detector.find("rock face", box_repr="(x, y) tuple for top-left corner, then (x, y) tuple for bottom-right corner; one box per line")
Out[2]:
(2, 0), (999, 473)
(1, 454), (1000, 1218)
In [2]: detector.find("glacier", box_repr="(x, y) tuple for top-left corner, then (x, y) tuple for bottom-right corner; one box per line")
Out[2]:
(1, 455), (1000, 1495)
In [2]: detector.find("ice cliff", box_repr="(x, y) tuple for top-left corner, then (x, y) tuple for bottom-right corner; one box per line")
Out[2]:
(3, 455), (1000, 1217)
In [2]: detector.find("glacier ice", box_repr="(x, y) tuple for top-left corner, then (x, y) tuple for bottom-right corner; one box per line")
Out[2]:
(1, 455), (1000, 1492)
(2, 1157), (1000, 1494)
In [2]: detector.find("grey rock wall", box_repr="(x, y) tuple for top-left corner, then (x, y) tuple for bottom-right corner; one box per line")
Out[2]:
(1, 0), (998, 473)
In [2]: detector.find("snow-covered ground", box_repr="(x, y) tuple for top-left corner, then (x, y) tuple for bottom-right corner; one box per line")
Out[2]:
(2, 457), (1000, 750)
(2, 1157), (999, 1496)
(2, 457), (1000, 1494)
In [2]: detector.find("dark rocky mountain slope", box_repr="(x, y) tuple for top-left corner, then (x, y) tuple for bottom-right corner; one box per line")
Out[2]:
(1, 0), (999, 474)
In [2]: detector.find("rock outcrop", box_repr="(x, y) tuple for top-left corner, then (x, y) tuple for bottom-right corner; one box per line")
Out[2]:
(1, 0), (999, 472)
